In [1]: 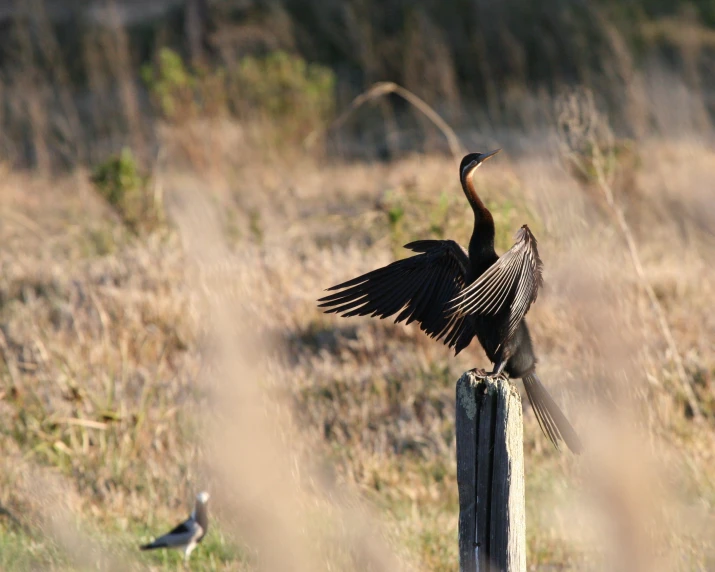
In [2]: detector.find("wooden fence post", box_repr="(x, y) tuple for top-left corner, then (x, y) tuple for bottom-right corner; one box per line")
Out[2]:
(456, 371), (526, 572)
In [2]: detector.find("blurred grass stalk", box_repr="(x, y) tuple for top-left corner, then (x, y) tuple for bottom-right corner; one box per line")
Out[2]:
(169, 186), (405, 571)
(556, 88), (703, 421)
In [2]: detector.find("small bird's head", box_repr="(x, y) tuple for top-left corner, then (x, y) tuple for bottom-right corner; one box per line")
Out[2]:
(459, 149), (501, 181)
(196, 491), (210, 504)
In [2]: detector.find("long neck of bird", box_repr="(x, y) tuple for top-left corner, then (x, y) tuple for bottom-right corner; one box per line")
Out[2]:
(462, 170), (495, 256)
(195, 502), (208, 531)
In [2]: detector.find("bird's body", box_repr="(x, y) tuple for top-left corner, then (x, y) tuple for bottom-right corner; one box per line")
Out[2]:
(319, 150), (581, 453)
(140, 491), (210, 564)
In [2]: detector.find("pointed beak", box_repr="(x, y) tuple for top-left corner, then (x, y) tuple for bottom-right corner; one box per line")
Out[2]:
(478, 149), (501, 163)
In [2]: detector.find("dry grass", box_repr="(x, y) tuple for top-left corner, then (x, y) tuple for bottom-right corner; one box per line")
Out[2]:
(1, 87), (715, 570)
(1, 3), (714, 568)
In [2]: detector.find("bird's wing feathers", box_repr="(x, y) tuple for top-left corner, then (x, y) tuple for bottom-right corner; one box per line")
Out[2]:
(140, 519), (202, 550)
(167, 519), (194, 536)
(318, 240), (474, 353)
(449, 226), (543, 342)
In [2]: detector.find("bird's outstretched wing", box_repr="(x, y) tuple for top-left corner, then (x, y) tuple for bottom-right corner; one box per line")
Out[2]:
(318, 240), (475, 353)
(448, 225), (543, 343)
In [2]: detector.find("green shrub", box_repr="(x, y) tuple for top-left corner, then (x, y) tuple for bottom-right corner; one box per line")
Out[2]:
(141, 48), (197, 122)
(141, 47), (335, 143)
(230, 50), (335, 136)
(90, 148), (162, 233)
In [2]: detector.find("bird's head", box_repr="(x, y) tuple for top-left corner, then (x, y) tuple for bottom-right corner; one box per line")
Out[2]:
(459, 149), (501, 181)
(196, 491), (210, 504)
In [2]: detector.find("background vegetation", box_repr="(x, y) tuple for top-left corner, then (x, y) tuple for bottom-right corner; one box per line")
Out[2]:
(0, 0), (714, 570)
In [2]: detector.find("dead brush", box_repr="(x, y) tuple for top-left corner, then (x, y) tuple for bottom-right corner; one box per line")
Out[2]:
(555, 87), (702, 421)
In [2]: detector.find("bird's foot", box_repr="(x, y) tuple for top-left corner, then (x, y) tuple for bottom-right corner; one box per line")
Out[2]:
(467, 368), (509, 384)
(489, 368), (509, 381)
(468, 367), (488, 379)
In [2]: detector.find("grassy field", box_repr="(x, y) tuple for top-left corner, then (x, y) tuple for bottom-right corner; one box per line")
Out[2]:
(1, 5), (715, 567)
(1, 100), (715, 570)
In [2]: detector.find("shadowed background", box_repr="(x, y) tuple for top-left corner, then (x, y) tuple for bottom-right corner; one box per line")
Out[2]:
(0, 0), (714, 570)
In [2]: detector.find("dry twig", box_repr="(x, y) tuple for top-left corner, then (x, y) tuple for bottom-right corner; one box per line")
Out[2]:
(305, 81), (465, 159)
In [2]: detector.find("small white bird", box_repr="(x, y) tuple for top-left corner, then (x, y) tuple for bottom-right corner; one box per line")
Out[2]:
(140, 491), (210, 564)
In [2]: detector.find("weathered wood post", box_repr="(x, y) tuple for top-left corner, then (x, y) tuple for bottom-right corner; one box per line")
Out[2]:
(456, 370), (526, 572)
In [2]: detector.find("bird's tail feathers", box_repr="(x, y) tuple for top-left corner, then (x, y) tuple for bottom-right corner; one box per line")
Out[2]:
(522, 373), (582, 454)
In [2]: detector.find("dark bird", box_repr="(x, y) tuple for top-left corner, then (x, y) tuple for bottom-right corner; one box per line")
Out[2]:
(140, 491), (210, 564)
(318, 150), (581, 453)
